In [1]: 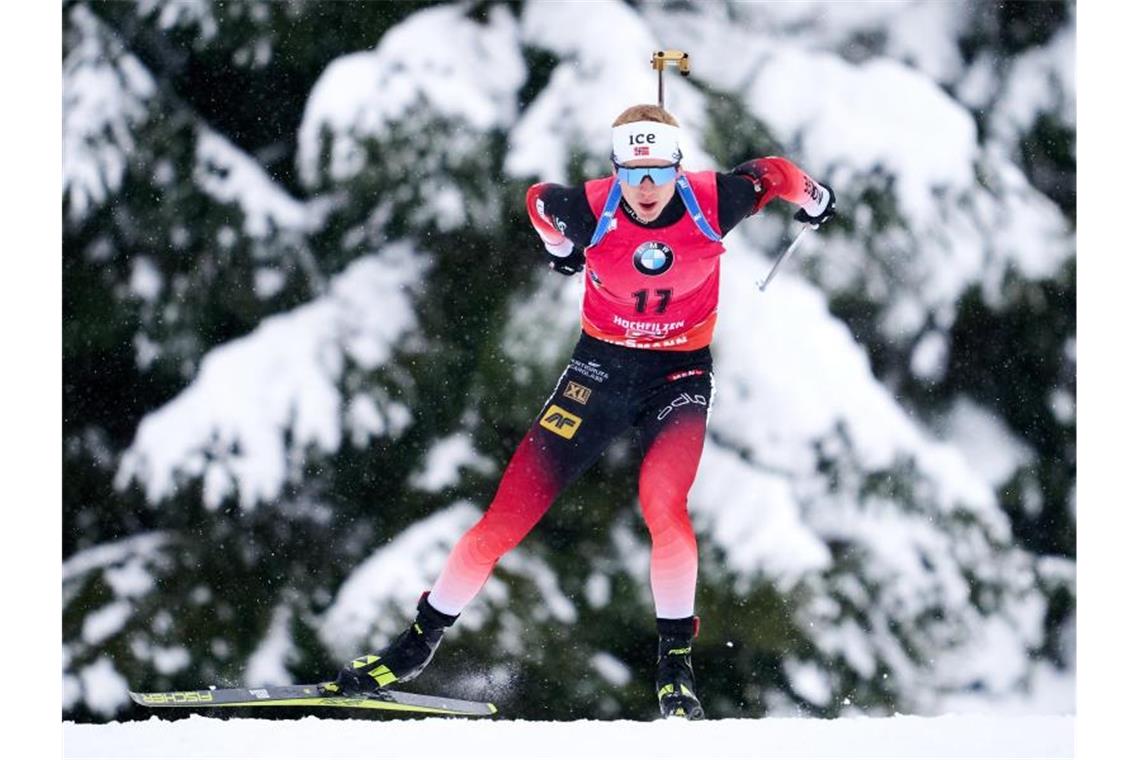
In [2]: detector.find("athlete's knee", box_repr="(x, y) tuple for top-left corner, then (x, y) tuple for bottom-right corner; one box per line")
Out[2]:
(640, 485), (694, 536)
(639, 467), (683, 510)
(465, 511), (528, 562)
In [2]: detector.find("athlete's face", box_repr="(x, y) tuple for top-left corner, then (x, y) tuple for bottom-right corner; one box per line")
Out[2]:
(615, 158), (678, 223)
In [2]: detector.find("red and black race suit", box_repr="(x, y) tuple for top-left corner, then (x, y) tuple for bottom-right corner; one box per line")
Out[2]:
(427, 160), (821, 620)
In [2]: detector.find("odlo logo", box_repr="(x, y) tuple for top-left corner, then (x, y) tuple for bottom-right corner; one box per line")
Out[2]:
(633, 241), (674, 276)
(656, 392), (708, 421)
(540, 404), (582, 439)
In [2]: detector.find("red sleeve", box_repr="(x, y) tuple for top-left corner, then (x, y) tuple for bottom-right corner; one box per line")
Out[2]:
(525, 183), (572, 254)
(750, 157), (823, 211)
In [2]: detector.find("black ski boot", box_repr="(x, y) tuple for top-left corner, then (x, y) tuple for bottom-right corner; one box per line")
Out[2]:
(323, 592), (458, 696)
(655, 616), (704, 720)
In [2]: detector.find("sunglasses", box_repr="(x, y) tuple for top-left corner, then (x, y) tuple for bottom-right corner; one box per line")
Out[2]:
(613, 162), (680, 185)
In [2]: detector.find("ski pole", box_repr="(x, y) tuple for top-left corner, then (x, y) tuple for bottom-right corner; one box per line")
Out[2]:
(756, 225), (812, 293)
(651, 50), (690, 108)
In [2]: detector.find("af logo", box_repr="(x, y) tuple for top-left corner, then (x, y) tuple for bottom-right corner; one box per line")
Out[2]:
(540, 404), (582, 439)
(563, 381), (592, 405)
(632, 241), (674, 276)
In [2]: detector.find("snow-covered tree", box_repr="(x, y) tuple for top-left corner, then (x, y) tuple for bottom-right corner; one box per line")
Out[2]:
(63, 0), (1074, 721)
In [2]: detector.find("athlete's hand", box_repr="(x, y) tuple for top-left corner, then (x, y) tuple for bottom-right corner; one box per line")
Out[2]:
(794, 182), (836, 227)
(548, 248), (584, 275)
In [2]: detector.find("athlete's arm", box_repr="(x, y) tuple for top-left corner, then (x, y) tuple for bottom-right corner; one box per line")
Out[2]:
(715, 173), (760, 235)
(525, 183), (598, 275)
(730, 157), (836, 226)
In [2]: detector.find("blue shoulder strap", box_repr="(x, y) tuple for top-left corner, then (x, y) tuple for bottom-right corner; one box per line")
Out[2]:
(676, 175), (723, 242)
(588, 174), (723, 247)
(588, 179), (624, 248)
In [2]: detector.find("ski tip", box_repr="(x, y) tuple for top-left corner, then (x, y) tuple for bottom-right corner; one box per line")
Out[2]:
(128, 689), (160, 707)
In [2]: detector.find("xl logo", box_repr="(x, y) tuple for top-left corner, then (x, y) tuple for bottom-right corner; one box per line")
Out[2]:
(656, 393), (708, 421)
(628, 133), (657, 145)
(540, 404), (582, 439)
(563, 381), (592, 405)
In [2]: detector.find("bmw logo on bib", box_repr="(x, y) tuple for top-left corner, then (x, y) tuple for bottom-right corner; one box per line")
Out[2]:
(632, 241), (674, 276)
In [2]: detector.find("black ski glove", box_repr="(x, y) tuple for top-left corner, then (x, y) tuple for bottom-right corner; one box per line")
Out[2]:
(794, 182), (837, 227)
(547, 248), (585, 276)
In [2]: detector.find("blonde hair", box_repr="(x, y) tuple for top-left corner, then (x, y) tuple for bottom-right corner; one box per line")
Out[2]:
(612, 104), (679, 128)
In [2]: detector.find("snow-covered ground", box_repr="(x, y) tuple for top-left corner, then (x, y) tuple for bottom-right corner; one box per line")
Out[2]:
(64, 714), (1072, 760)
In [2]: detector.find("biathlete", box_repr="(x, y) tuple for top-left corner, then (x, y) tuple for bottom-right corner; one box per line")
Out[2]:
(322, 103), (836, 719)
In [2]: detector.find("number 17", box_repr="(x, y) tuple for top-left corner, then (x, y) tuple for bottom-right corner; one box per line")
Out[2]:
(633, 288), (672, 314)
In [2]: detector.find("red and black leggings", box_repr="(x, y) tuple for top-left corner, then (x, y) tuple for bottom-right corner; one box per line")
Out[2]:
(428, 333), (713, 620)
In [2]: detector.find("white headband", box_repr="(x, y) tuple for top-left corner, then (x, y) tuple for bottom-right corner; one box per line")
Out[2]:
(611, 120), (682, 165)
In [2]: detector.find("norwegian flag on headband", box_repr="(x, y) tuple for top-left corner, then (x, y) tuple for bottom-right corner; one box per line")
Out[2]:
(612, 121), (682, 164)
